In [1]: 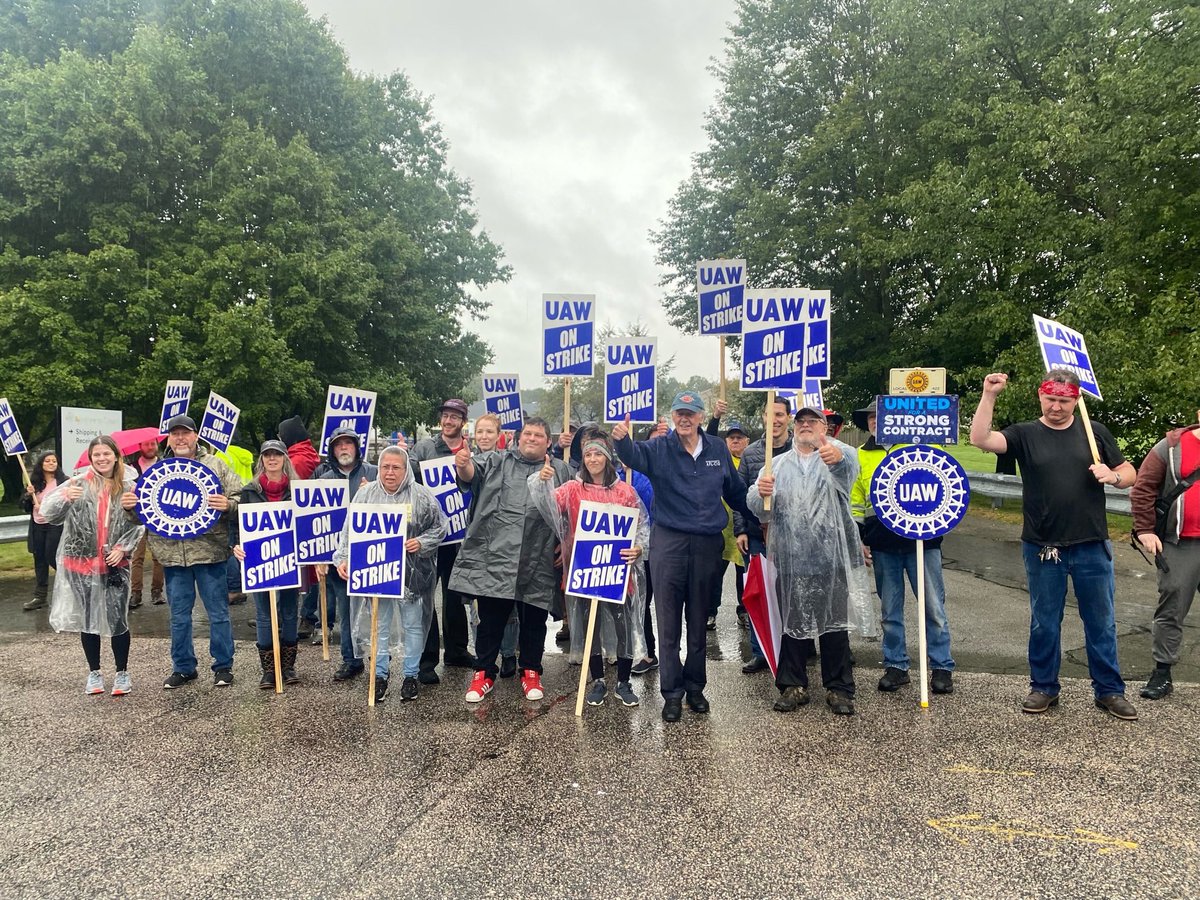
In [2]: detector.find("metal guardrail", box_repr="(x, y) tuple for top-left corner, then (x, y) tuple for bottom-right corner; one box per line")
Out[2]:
(0, 515), (26, 544)
(967, 472), (1131, 516)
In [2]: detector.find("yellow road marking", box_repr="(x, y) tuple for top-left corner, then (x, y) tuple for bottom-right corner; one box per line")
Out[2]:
(927, 814), (1138, 853)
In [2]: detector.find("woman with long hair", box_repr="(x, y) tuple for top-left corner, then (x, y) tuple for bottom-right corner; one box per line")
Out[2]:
(21, 450), (68, 611)
(530, 432), (649, 707)
(233, 440), (303, 687)
(40, 435), (143, 695)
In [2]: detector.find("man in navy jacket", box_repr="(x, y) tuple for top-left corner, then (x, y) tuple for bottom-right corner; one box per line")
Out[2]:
(613, 391), (750, 722)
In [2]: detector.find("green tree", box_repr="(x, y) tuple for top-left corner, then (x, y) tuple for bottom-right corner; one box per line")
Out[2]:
(0, 0), (507, 497)
(654, 0), (1199, 457)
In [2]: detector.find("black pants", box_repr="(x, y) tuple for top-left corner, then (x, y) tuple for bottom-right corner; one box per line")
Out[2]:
(590, 655), (633, 682)
(709, 558), (745, 615)
(473, 596), (548, 679)
(775, 631), (854, 695)
(30, 522), (62, 599)
(650, 525), (723, 700)
(82, 631), (131, 671)
(642, 561), (655, 657)
(420, 544), (470, 671)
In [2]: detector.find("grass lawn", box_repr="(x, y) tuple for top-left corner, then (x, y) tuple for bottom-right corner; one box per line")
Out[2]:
(0, 540), (31, 577)
(944, 441), (999, 473)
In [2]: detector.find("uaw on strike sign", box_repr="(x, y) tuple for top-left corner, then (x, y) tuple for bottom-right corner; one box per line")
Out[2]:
(696, 259), (746, 335)
(542, 294), (595, 377)
(565, 501), (638, 604)
(238, 502), (301, 592)
(347, 504), (409, 598)
(291, 480), (348, 565)
(604, 338), (656, 424)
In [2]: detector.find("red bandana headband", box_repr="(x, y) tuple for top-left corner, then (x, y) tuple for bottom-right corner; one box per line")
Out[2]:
(1039, 380), (1080, 398)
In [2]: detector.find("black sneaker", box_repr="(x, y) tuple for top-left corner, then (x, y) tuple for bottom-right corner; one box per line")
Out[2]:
(213, 669), (234, 687)
(374, 676), (389, 703)
(877, 667), (911, 692)
(630, 656), (659, 675)
(931, 669), (954, 695)
(163, 671), (198, 690)
(741, 656), (769, 675)
(400, 676), (419, 702)
(417, 669), (440, 685)
(1140, 669), (1173, 700)
(333, 663), (363, 682)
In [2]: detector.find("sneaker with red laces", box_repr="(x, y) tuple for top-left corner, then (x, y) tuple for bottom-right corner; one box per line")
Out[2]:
(465, 670), (494, 703)
(521, 669), (544, 701)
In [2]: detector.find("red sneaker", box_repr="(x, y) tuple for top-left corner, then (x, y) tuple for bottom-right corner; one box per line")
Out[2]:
(521, 669), (544, 701)
(465, 670), (493, 703)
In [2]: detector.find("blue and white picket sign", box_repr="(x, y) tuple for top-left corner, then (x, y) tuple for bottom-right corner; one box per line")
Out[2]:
(482, 373), (524, 429)
(604, 338), (657, 424)
(292, 480), (348, 565)
(238, 501), (300, 592)
(135, 457), (223, 539)
(696, 259), (746, 335)
(1033, 314), (1102, 400)
(347, 504), (409, 599)
(776, 390), (799, 413)
(740, 291), (810, 390)
(0, 397), (27, 457)
(542, 293), (595, 377)
(804, 291), (831, 380)
(320, 385), (377, 456)
(802, 379), (824, 412)
(874, 394), (959, 445)
(418, 459), (470, 545)
(198, 391), (240, 454)
(565, 501), (638, 605)
(158, 380), (193, 434)
(869, 446), (970, 541)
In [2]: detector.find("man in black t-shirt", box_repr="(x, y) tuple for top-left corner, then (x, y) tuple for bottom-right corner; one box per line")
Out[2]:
(970, 368), (1138, 720)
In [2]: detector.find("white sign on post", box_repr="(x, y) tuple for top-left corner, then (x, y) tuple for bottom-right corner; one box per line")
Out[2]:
(158, 380), (193, 433)
(199, 391), (240, 454)
(60, 407), (123, 472)
(542, 294), (595, 377)
(604, 338), (657, 424)
(1032, 315), (1102, 399)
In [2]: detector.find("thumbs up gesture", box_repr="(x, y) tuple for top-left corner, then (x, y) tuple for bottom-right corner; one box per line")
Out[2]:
(817, 433), (842, 466)
(455, 440), (472, 468)
(612, 413), (631, 442)
(539, 453), (554, 481)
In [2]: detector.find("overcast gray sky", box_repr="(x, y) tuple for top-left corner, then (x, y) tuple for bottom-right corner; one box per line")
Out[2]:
(299, 0), (738, 393)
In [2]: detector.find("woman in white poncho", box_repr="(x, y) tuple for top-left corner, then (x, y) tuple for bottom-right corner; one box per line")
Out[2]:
(40, 435), (144, 696)
(747, 407), (874, 716)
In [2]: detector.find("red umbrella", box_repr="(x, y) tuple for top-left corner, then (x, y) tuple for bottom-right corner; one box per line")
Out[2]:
(741, 554), (783, 676)
(74, 427), (164, 469)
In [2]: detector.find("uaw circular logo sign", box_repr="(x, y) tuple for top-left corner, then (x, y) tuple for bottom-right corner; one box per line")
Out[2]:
(869, 445), (969, 540)
(136, 458), (223, 539)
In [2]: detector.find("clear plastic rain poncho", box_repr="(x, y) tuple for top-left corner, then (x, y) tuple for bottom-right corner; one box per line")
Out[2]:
(528, 469), (651, 664)
(40, 468), (144, 638)
(746, 440), (877, 640)
(331, 449), (448, 666)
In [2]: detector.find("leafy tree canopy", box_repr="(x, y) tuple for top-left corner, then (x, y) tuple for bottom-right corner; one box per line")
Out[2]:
(654, 0), (1199, 457)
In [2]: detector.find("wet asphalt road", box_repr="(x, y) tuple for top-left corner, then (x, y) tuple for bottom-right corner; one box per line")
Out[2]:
(1, 513), (1197, 898)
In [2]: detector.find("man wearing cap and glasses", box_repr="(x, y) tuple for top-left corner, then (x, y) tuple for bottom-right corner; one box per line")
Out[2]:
(970, 369), (1138, 720)
(613, 391), (751, 722)
(150, 414), (245, 690)
(410, 399), (477, 681)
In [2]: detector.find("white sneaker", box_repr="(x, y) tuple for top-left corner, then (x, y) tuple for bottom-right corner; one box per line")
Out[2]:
(112, 671), (133, 696)
(85, 670), (105, 695)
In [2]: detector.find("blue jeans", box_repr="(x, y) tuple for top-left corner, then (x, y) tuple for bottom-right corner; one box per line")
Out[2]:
(1022, 540), (1124, 698)
(165, 561), (234, 674)
(873, 547), (954, 672)
(326, 573), (358, 669)
(373, 599), (427, 678)
(254, 588), (299, 647)
(301, 580), (337, 629)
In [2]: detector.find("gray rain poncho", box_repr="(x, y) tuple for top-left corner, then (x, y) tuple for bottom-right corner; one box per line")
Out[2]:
(746, 440), (876, 640)
(528, 471), (651, 664)
(41, 469), (144, 638)
(331, 449), (447, 666)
